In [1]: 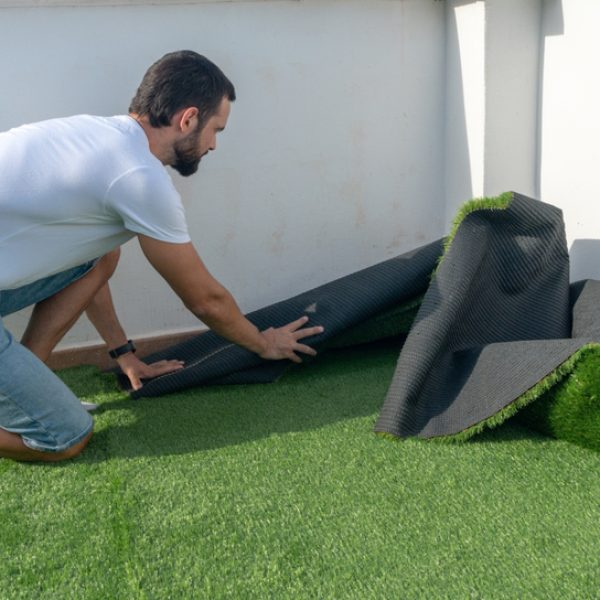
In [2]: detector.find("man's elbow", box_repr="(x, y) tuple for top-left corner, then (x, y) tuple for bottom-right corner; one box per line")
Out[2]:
(185, 290), (230, 323)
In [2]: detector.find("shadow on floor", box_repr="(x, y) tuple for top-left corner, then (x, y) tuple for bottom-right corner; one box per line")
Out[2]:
(74, 339), (406, 462)
(55, 338), (555, 464)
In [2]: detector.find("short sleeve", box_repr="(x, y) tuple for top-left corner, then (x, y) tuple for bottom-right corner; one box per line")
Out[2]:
(104, 166), (191, 243)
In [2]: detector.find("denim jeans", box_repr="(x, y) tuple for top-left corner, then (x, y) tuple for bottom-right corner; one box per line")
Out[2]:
(0, 262), (96, 453)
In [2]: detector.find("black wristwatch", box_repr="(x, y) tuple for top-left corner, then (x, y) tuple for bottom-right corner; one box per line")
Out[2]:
(108, 339), (136, 359)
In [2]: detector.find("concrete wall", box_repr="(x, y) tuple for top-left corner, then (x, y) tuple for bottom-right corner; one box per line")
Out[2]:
(443, 0), (485, 218)
(443, 0), (541, 223)
(538, 0), (600, 282)
(0, 0), (447, 349)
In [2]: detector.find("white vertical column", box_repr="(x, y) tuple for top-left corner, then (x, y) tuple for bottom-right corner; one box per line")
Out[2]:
(539, 0), (600, 281)
(444, 0), (542, 226)
(444, 0), (486, 225)
(484, 0), (542, 199)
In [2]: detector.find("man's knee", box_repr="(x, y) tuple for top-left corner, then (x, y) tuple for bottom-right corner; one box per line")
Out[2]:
(97, 247), (120, 280)
(37, 429), (93, 462)
(0, 428), (93, 462)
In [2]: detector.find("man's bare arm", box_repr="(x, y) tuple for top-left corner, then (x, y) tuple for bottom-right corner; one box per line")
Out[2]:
(137, 235), (323, 362)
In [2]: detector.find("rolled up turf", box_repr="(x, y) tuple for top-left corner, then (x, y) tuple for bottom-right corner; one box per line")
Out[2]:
(123, 238), (443, 396)
(515, 280), (600, 451)
(121, 191), (600, 451)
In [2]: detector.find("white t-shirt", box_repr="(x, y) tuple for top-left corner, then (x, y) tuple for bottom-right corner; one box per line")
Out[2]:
(0, 114), (191, 290)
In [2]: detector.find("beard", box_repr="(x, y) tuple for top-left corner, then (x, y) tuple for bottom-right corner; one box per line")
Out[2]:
(171, 127), (204, 177)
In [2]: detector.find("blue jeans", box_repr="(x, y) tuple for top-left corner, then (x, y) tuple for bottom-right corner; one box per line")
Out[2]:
(0, 263), (96, 453)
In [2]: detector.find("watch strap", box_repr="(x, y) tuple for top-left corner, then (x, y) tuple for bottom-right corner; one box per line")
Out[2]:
(108, 340), (136, 359)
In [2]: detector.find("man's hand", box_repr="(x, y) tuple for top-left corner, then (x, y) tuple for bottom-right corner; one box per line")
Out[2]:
(258, 316), (324, 363)
(116, 352), (185, 391)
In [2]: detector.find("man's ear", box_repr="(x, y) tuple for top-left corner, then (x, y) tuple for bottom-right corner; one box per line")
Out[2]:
(176, 107), (199, 133)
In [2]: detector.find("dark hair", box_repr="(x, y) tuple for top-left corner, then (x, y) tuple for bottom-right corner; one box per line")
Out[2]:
(129, 50), (236, 128)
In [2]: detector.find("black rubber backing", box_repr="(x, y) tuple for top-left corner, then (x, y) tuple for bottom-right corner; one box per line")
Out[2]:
(375, 192), (599, 438)
(123, 238), (444, 398)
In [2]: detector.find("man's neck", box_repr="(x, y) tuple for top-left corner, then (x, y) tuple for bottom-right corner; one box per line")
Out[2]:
(129, 114), (174, 166)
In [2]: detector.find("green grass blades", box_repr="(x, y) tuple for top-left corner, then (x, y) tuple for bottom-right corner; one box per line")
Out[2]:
(444, 191), (513, 253)
(437, 191), (513, 271)
(1, 341), (599, 599)
(518, 344), (600, 452)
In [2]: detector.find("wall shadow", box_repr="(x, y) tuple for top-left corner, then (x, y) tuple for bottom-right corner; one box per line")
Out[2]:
(443, 1), (474, 225)
(569, 239), (600, 282)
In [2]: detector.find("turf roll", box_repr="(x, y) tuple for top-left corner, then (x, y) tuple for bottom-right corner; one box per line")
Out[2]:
(123, 238), (443, 396)
(516, 280), (600, 451)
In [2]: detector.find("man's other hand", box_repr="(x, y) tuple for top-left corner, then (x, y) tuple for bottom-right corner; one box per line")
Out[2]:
(259, 316), (324, 363)
(117, 353), (185, 391)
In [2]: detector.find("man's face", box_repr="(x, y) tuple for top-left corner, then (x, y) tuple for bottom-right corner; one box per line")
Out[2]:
(171, 97), (231, 177)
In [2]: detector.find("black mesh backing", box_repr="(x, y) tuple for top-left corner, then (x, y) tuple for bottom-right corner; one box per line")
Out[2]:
(125, 238), (444, 398)
(375, 192), (599, 438)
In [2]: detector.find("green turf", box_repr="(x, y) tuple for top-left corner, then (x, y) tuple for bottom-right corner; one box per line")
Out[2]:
(518, 344), (600, 452)
(436, 191), (513, 272)
(1, 340), (599, 599)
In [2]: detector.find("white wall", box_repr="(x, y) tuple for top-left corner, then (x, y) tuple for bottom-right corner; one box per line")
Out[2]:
(443, 0), (485, 221)
(538, 0), (600, 282)
(445, 0), (600, 283)
(0, 0), (447, 348)
(483, 0), (541, 200)
(444, 0), (541, 224)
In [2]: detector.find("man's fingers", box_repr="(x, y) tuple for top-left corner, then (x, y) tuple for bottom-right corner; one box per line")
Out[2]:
(295, 343), (317, 357)
(150, 359), (184, 370)
(279, 316), (325, 337)
(281, 342), (317, 363)
(128, 371), (143, 391)
(259, 319), (323, 362)
(294, 325), (324, 340)
(287, 352), (303, 364)
(150, 359), (184, 367)
(285, 315), (311, 331)
(148, 360), (185, 376)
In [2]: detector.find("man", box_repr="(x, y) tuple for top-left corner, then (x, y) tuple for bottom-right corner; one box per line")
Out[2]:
(0, 50), (323, 463)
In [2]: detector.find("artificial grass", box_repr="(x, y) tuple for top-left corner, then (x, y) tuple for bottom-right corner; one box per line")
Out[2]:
(436, 343), (600, 447)
(1, 340), (599, 599)
(325, 296), (423, 349)
(437, 191), (513, 271)
(518, 344), (600, 451)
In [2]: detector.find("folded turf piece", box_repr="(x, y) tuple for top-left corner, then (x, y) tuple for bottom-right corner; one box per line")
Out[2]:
(122, 238), (444, 398)
(374, 192), (600, 445)
(515, 280), (600, 451)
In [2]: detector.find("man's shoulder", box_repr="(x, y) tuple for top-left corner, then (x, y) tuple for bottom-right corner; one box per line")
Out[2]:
(67, 115), (161, 173)
(55, 114), (141, 137)
(2, 114), (141, 144)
